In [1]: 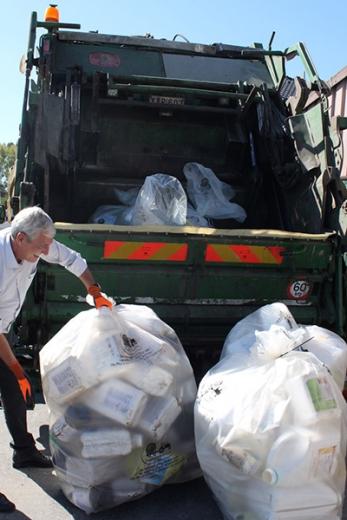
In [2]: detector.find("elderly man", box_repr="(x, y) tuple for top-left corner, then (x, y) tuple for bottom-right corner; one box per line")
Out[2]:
(0, 206), (112, 512)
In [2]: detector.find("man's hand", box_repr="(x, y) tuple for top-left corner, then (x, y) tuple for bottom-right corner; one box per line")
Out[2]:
(9, 361), (35, 409)
(88, 284), (114, 309)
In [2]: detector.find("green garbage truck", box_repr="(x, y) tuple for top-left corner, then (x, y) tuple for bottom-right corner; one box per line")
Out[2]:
(5, 6), (347, 372)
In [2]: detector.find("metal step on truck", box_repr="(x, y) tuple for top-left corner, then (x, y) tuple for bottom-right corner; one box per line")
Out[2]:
(4, 4), (347, 377)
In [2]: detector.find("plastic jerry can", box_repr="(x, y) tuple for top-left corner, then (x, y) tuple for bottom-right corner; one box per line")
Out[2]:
(64, 455), (124, 487)
(80, 429), (142, 458)
(118, 362), (174, 396)
(139, 395), (182, 440)
(269, 481), (341, 519)
(284, 370), (339, 425)
(263, 428), (340, 487)
(86, 379), (147, 426)
(51, 416), (82, 456)
(45, 356), (87, 404)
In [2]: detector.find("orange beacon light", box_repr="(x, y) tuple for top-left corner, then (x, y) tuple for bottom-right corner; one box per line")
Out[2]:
(44, 4), (60, 23)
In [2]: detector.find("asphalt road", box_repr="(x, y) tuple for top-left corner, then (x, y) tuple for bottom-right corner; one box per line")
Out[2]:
(0, 401), (223, 520)
(1, 399), (346, 520)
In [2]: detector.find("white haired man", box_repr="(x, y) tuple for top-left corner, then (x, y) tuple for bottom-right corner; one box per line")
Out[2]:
(0, 206), (113, 512)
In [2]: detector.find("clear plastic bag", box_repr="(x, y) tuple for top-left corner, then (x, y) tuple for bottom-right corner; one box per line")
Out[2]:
(220, 303), (347, 391)
(183, 162), (247, 222)
(89, 205), (133, 225)
(195, 304), (347, 520)
(132, 174), (187, 226)
(303, 325), (347, 391)
(113, 186), (140, 206)
(40, 305), (200, 514)
(186, 203), (211, 227)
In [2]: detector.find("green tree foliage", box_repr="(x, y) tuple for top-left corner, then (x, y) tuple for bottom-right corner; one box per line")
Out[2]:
(0, 142), (16, 195)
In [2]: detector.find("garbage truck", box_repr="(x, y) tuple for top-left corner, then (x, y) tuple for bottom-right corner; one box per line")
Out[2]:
(4, 5), (347, 373)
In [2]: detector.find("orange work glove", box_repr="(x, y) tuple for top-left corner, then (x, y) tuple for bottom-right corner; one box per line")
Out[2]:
(9, 361), (35, 409)
(88, 283), (113, 309)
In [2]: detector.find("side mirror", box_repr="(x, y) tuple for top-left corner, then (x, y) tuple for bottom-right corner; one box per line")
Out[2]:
(0, 204), (6, 223)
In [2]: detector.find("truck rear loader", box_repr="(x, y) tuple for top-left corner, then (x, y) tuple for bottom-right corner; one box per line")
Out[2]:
(4, 5), (347, 375)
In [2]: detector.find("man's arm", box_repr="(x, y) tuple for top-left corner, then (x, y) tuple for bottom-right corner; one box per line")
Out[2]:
(0, 333), (33, 404)
(79, 268), (114, 308)
(78, 267), (97, 291)
(0, 333), (18, 367)
(42, 243), (114, 308)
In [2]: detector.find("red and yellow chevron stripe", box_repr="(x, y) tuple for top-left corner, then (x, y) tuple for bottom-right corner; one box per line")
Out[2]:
(104, 241), (188, 261)
(205, 244), (285, 264)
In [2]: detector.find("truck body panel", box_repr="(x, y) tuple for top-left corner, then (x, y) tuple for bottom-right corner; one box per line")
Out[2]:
(20, 225), (342, 368)
(9, 12), (347, 364)
(328, 66), (347, 179)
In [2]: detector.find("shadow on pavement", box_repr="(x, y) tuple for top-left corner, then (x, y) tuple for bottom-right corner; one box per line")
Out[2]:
(36, 424), (50, 452)
(11, 403), (223, 519)
(1, 511), (32, 520)
(13, 465), (222, 520)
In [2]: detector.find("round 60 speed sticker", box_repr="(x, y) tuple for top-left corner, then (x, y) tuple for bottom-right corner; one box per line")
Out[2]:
(287, 280), (312, 300)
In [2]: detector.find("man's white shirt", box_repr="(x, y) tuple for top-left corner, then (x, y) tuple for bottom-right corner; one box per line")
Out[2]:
(0, 227), (87, 333)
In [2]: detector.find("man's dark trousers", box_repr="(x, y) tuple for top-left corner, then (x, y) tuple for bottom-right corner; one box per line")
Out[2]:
(0, 358), (35, 455)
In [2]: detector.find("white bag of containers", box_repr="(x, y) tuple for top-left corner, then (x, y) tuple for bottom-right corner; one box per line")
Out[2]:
(40, 305), (200, 514)
(195, 303), (347, 520)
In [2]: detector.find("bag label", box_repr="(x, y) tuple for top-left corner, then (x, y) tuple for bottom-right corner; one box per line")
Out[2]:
(306, 377), (337, 411)
(129, 443), (186, 485)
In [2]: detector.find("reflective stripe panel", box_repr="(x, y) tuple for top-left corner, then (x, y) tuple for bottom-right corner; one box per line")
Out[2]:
(104, 241), (188, 261)
(205, 244), (285, 264)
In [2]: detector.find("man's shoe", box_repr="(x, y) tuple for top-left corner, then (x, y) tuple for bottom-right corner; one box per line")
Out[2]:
(13, 450), (52, 469)
(0, 492), (15, 512)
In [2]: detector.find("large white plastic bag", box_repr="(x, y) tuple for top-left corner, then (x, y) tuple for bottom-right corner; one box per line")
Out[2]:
(40, 305), (200, 514)
(132, 173), (187, 225)
(220, 302), (298, 361)
(195, 342), (347, 520)
(183, 162), (247, 222)
(303, 325), (347, 391)
(220, 302), (347, 391)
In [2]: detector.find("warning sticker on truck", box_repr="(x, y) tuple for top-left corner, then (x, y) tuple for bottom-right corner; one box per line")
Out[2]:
(104, 241), (188, 261)
(205, 244), (285, 264)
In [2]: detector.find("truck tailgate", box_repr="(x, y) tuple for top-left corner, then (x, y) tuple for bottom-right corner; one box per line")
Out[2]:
(24, 225), (341, 351)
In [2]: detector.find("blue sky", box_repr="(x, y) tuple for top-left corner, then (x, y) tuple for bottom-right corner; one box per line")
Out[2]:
(0, 0), (345, 143)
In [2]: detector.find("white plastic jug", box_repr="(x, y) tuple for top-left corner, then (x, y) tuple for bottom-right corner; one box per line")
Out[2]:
(86, 379), (147, 426)
(44, 357), (87, 404)
(80, 429), (143, 458)
(285, 371), (340, 425)
(139, 396), (181, 440)
(269, 482), (341, 519)
(262, 427), (340, 486)
(64, 455), (124, 486)
(119, 362), (173, 397)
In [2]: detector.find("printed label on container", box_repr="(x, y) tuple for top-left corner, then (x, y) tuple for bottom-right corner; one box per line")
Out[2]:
(95, 335), (121, 372)
(104, 389), (135, 417)
(129, 442), (186, 485)
(95, 333), (161, 368)
(306, 377), (337, 412)
(312, 446), (337, 476)
(51, 363), (83, 397)
(118, 333), (161, 363)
